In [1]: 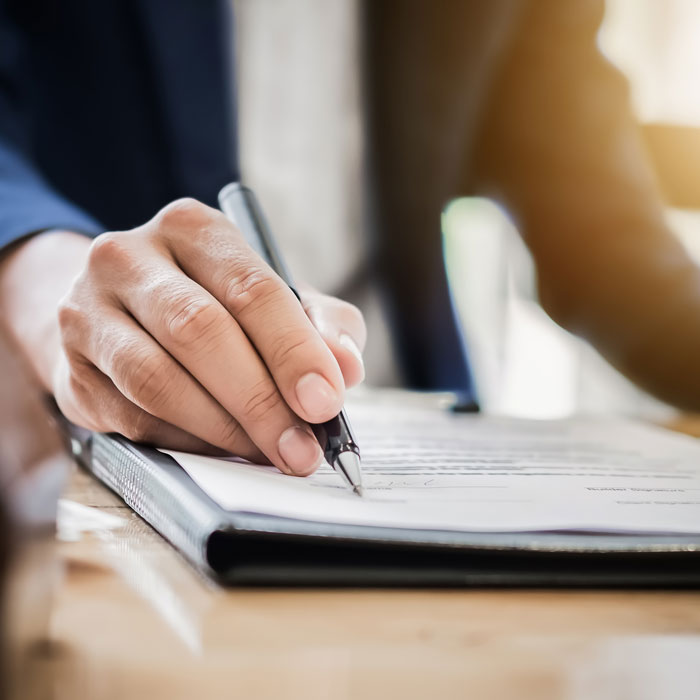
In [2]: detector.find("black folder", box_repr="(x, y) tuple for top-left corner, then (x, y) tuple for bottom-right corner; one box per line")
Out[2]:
(57, 413), (700, 588)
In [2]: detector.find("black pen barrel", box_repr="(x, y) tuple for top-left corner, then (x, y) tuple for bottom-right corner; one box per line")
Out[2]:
(312, 410), (360, 466)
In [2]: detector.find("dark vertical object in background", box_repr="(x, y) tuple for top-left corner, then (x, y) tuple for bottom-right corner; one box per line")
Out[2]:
(361, 0), (494, 406)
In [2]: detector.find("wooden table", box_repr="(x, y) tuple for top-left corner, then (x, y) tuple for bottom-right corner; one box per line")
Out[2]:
(5, 460), (699, 700)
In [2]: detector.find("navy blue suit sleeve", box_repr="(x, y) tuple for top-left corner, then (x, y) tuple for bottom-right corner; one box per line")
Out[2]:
(0, 5), (102, 251)
(0, 141), (103, 250)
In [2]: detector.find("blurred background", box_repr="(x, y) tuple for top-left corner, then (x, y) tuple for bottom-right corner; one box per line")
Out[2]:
(237, 0), (700, 420)
(444, 0), (700, 420)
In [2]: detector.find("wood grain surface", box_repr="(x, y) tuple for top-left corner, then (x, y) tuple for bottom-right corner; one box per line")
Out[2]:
(3, 463), (698, 700)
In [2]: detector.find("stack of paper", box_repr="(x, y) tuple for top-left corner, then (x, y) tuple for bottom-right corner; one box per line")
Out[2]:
(165, 396), (700, 536)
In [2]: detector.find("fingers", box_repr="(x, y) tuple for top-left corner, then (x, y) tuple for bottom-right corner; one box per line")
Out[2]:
(154, 200), (346, 423)
(113, 259), (323, 475)
(54, 197), (368, 479)
(80, 308), (266, 461)
(54, 355), (225, 455)
(299, 286), (366, 389)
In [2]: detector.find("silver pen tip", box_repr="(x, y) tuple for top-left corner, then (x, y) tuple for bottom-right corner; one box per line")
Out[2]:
(334, 451), (364, 496)
(353, 485), (365, 498)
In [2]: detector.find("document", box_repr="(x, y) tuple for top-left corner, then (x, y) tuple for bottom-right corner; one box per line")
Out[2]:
(164, 395), (700, 535)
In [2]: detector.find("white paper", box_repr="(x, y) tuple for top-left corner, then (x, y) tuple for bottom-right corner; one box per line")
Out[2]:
(163, 395), (700, 535)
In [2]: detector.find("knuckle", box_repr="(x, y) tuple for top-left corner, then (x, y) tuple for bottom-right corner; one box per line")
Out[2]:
(87, 232), (131, 269)
(223, 263), (280, 317)
(331, 297), (363, 324)
(108, 338), (137, 381)
(270, 329), (314, 370)
(165, 295), (223, 346)
(65, 358), (93, 395)
(336, 300), (367, 347)
(217, 416), (245, 448)
(56, 294), (84, 333)
(241, 381), (283, 424)
(157, 198), (214, 232)
(304, 295), (367, 347)
(56, 294), (91, 352)
(121, 350), (171, 410)
(122, 410), (159, 444)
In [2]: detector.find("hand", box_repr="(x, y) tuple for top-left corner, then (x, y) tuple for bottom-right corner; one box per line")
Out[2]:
(41, 199), (365, 475)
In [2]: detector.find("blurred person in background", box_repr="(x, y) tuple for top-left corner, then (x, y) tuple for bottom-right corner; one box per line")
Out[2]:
(1, 0), (699, 478)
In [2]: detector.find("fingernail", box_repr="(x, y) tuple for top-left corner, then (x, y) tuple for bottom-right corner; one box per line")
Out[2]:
(339, 334), (365, 379)
(278, 426), (323, 475)
(295, 372), (340, 419)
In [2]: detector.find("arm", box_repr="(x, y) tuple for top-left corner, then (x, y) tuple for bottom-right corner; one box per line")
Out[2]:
(0, 10), (365, 475)
(472, 0), (700, 409)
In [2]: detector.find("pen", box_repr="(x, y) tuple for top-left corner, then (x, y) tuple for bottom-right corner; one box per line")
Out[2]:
(218, 182), (365, 497)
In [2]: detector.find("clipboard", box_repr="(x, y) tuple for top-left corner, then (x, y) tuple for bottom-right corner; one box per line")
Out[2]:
(56, 412), (700, 587)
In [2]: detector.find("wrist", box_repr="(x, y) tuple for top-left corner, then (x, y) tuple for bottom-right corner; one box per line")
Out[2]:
(0, 230), (93, 391)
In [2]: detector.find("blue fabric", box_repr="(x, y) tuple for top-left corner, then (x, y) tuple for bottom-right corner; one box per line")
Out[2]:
(0, 0), (473, 400)
(0, 0), (238, 247)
